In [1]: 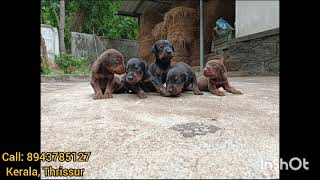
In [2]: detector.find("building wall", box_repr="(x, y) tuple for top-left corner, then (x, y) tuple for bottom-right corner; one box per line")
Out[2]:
(213, 28), (279, 76)
(41, 24), (60, 60)
(235, 0), (279, 37)
(71, 32), (139, 62)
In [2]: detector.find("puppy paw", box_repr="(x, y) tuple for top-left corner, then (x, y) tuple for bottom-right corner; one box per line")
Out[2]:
(160, 89), (170, 97)
(104, 93), (113, 99)
(160, 93), (170, 97)
(232, 90), (243, 95)
(194, 90), (203, 95)
(94, 92), (104, 99)
(213, 91), (225, 96)
(137, 91), (147, 99)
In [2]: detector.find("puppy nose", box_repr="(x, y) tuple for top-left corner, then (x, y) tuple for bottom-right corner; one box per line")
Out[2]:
(166, 49), (172, 54)
(168, 88), (174, 93)
(127, 76), (133, 80)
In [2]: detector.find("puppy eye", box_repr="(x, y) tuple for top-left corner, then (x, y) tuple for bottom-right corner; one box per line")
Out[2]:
(112, 59), (119, 63)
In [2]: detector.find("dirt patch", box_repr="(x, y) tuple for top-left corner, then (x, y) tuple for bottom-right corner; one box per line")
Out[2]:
(170, 122), (221, 138)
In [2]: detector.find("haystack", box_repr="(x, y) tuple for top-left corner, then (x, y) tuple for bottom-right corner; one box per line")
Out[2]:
(139, 10), (163, 37)
(139, 0), (235, 66)
(139, 10), (164, 63)
(164, 6), (197, 63)
(164, 6), (196, 49)
(152, 21), (167, 40)
(139, 34), (155, 64)
(171, 56), (191, 66)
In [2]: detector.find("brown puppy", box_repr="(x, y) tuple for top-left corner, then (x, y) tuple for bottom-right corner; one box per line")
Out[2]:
(90, 49), (126, 99)
(197, 55), (243, 96)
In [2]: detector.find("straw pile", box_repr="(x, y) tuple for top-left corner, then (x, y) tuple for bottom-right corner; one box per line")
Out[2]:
(139, 10), (163, 63)
(139, 10), (163, 37)
(140, 0), (234, 67)
(139, 35), (155, 64)
(164, 7), (197, 57)
(151, 21), (167, 40)
(147, 6), (198, 65)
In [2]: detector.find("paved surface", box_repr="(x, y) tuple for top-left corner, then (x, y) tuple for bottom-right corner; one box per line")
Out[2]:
(41, 77), (279, 179)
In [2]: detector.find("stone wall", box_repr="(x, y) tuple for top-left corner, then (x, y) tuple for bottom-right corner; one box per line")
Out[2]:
(212, 28), (279, 76)
(71, 32), (139, 62)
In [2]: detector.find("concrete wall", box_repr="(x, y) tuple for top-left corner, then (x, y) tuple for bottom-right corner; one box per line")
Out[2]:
(41, 24), (59, 59)
(235, 0), (279, 38)
(71, 32), (139, 62)
(213, 28), (279, 76)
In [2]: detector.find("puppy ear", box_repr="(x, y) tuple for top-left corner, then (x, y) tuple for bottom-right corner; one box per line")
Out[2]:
(150, 44), (157, 54)
(211, 55), (223, 62)
(171, 44), (175, 52)
(214, 55), (225, 64)
(142, 61), (152, 79)
(181, 73), (187, 82)
(143, 61), (148, 72)
(218, 63), (227, 75)
(102, 52), (112, 67)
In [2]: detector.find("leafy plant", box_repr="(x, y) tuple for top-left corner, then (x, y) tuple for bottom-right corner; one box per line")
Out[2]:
(41, 0), (138, 51)
(41, 63), (51, 74)
(41, 62), (64, 76)
(54, 53), (90, 74)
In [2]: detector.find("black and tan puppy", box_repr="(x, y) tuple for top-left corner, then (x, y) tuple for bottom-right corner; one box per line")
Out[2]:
(122, 58), (158, 99)
(197, 55), (243, 96)
(149, 39), (175, 96)
(90, 49), (126, 99)
(166, 62), (203, 97)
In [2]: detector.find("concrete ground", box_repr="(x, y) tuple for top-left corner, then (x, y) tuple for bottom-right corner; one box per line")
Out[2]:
(41, 77), (279, 179)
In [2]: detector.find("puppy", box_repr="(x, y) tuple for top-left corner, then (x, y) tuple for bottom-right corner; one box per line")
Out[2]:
(90, 49), (126, 99)
(166, 62), (203, 97)
(197, 55), (243, 96)
(149, 39), (175, 96)
(122, 58), (158, 98)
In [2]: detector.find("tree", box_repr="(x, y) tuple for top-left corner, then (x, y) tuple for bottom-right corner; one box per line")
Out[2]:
(41, 33), (58, 72)
(41, 0), (138, 51)
(41, 33), (49, 65)
(59, 0), (66, 53)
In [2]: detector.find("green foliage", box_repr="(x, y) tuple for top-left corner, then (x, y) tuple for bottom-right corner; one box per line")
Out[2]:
(41, 0), (137, 76)
(41, 63), (51, 74)
(78, 0), (138, 39)
(41, 0), (60, 27)
(54, 54), (90, 74)
(41, 62), (65, 76)
(41, 0), (138, 51)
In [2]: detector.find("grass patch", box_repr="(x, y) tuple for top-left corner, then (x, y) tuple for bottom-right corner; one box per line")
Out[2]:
(41, 53), (91, 76)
